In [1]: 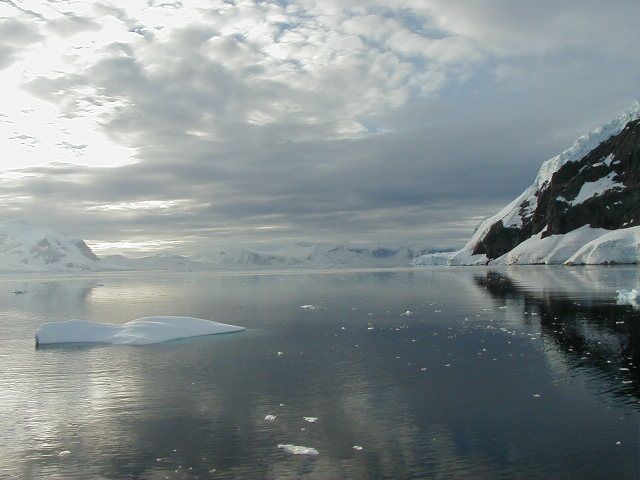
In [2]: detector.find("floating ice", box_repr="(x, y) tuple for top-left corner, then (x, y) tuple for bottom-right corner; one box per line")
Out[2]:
(616, 288), (639, 308)
(303, 417), (318, 423)
(35, 316), (245, 346)
(277, 444), (319, 456)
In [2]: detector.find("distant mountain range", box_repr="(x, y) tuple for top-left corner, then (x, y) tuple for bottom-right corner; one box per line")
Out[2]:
(0, 221), (448, 272)
(416, 103), (640, 266)
(196, 244), (447, 270)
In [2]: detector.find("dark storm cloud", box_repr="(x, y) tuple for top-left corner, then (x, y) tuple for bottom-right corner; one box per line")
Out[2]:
(1, 0), (639, 251)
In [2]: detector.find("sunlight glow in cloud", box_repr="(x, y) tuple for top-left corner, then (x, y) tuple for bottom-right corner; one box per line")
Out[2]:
(0, 0), (638, 252)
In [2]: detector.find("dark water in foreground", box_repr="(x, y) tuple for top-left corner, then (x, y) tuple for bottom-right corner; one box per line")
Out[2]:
(0, 267), (638, 479)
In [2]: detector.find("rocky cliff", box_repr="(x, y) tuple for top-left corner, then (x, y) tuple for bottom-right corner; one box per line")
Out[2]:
(450, 103), (640, 265)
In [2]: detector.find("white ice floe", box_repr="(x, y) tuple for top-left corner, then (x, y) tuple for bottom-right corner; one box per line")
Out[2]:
(616, 289), (639, 308)
(35, 316), (245, 346)
(565, 226), (640, 265)
(303, 417), (318, 423)
(277, 444), (319, 456)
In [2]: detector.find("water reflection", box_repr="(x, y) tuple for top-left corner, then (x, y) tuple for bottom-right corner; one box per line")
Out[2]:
(474, 270), (640, 404)
(0, 269), (637, 479)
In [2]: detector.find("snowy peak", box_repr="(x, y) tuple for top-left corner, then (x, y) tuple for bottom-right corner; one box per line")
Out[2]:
(198, 243), (427, 269)
(0, 221), (100, 272)
(450, 103), (640, 265)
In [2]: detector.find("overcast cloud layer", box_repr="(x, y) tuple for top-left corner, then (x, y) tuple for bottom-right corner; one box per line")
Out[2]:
(0, 0), (638, 255)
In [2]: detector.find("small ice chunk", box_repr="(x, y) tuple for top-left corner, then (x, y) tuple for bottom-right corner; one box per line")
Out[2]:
(303, 417), (318, 423)
(278, 444), (319, 456)
(352, 445), (363, 451)
(264, 415), (277, 421)
(617, 289), (639, 308)
(58, 451), (70, 457)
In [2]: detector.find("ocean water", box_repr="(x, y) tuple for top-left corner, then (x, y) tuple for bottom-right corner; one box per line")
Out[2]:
(0, 266), (638, 479)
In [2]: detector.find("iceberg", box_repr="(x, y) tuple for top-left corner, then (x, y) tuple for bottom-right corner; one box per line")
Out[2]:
(35, 316), (245, 346)
(617, 289), (639, 308)
(277, 444), (319, 456)
(412, 251), (454, 266)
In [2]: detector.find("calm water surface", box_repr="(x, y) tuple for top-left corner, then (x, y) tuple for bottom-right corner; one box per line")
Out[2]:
(0, 267), (638, 479)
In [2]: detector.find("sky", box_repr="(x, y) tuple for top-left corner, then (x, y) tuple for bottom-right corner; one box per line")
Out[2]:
(0, 0), (638, 257)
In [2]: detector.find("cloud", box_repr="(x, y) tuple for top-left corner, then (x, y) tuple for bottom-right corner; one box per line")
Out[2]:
(0, 18), (43, 69)
(46, 12), (101, 38)
(0, 0), (638, 252)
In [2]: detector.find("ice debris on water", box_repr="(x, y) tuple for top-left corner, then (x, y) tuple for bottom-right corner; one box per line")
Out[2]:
(303, 416), (318, 423)
(616, 289), (639, 308)
(278, 444), (319, 456)
(264, 415), (277, 421)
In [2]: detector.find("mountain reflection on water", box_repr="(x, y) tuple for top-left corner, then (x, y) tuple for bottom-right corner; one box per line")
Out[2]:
(0, 268), (637, 479)
(474, 269), (640, 405)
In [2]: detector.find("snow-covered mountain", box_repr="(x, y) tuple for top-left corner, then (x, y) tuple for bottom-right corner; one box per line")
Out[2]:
(0, 221), (100, 272)
(448, 103), (640, 266)
(0, 222), (441, 272)
(200, 243), (435, 269)
(100, 254), (212, 271)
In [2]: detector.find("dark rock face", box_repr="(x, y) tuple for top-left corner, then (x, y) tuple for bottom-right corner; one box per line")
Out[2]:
(473, 118), (640, 260)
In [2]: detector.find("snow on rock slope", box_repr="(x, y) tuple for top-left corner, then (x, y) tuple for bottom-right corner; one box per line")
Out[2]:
(565, 226), (640, 265)
(36, 316), (245, 345)
(450, 103), (640, 265)
(0, 221), (99, 272)
(490, 225), (609, 265)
